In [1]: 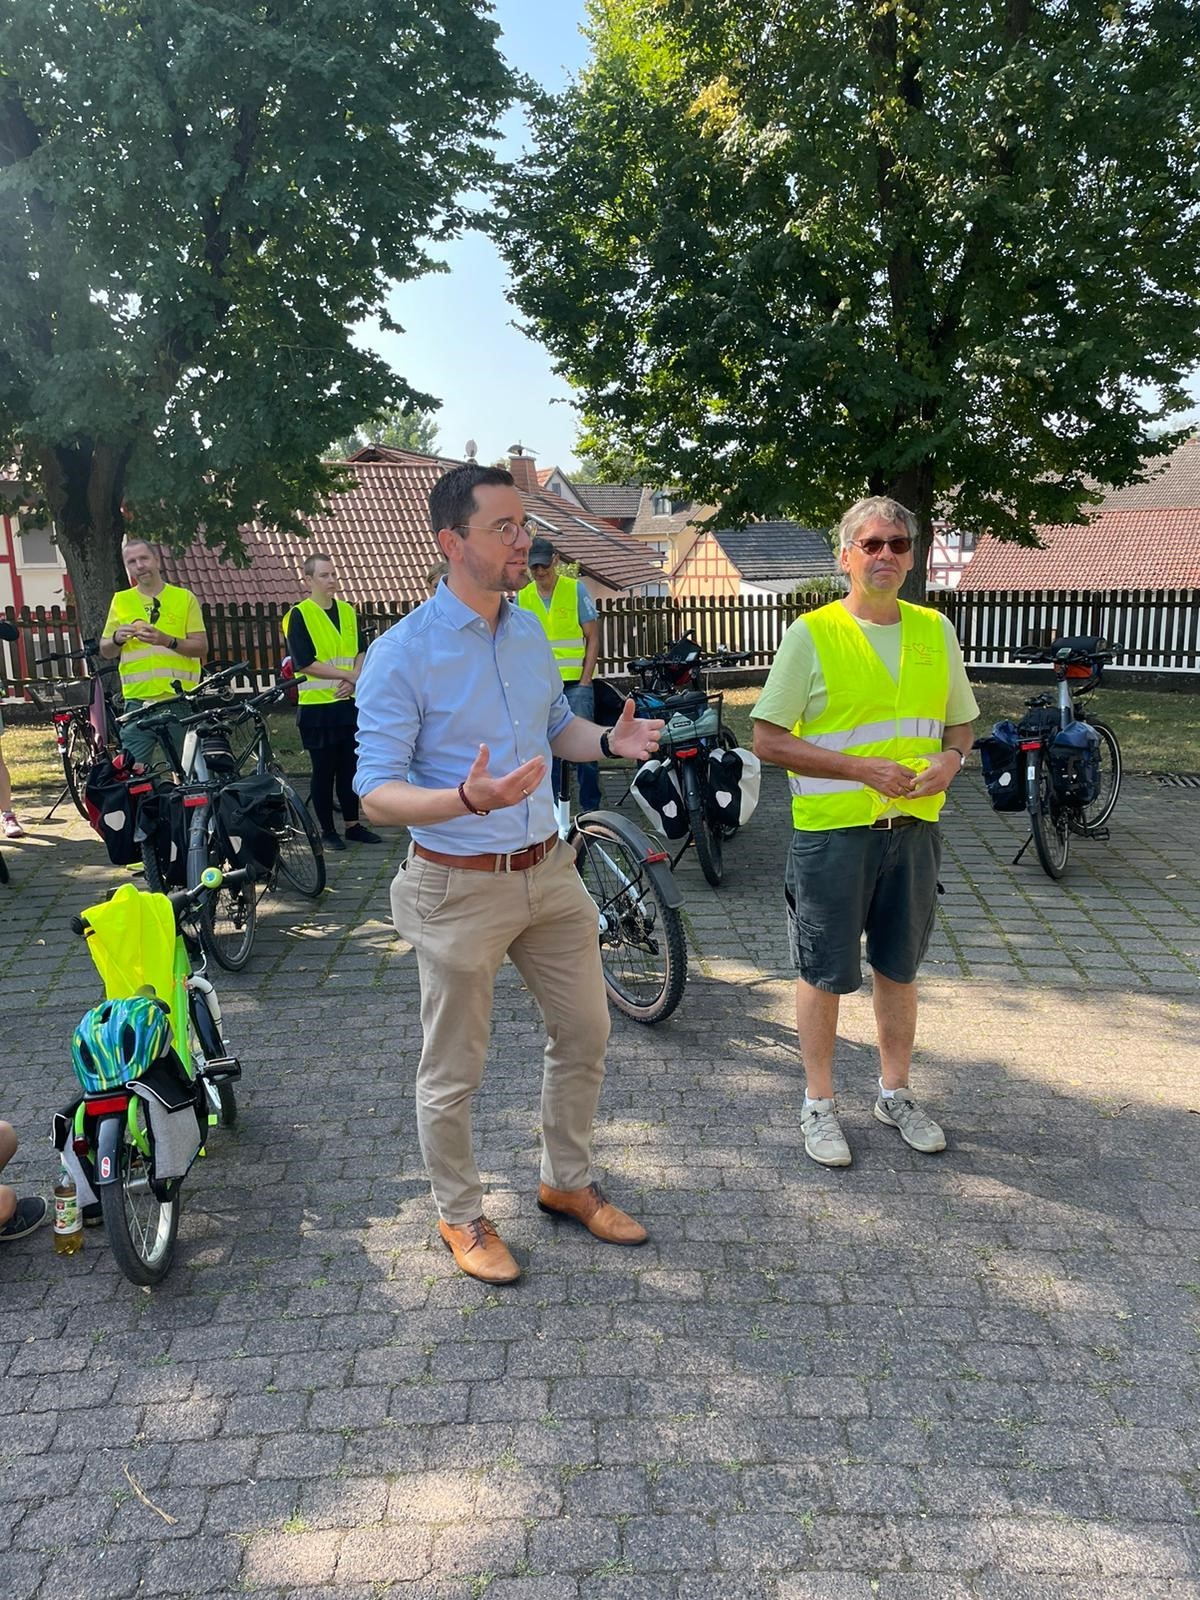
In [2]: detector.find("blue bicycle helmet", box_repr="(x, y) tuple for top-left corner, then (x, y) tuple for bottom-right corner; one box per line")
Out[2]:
(71, 995), (172, 1094)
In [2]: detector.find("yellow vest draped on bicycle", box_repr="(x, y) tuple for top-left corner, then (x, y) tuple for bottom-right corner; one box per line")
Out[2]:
(295, 598), (359, 706)
(516, 577), (585, 682)
(108, 585), (202, 701)
(789, 601), (949, 831)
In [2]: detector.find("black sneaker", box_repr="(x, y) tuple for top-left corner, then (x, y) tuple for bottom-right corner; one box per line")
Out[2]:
(0, 1196), (49, 1240)
(345, 824), (382, 844)
(320, 831), (347, 852)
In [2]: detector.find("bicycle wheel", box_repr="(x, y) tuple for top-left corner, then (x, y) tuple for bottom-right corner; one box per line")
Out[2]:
(99, 1108), (180, 1286)
(62, 717), (95, 819)
(188, 990), (237, 1129)
(1029, 756), (1071, 880)
(679, 757), (723, 887)
(572, 817), (687, 1025)
(1079, 719), (1122, 831)
(271, 777), (326, 898)
(189, 811), (257, 971)
(140, 839), (166, 892)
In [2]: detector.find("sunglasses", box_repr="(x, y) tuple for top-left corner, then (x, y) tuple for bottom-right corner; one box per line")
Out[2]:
(849, 536), (913, 557)
(147, 598), (161, 624)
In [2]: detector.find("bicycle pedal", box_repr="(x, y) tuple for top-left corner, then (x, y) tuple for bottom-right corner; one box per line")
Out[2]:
(200, 1056), (241, 1082)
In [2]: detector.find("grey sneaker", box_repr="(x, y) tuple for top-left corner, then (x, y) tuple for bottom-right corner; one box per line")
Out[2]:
(800, 1097), (851, 1167)
(873, 1090), (946, 1153)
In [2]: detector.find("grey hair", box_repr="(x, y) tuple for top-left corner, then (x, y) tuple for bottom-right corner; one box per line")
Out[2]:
(836, 497), (918, 550)
(303, 551), (332, 577)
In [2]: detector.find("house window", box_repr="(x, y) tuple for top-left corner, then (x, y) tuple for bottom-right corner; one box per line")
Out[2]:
(18, 523), (59, 567)
(651, 492), (673, 517)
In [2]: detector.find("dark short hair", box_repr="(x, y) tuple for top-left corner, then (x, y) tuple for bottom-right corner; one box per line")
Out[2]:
(429, 464), (514, 535)
(303, 551), (333, 577)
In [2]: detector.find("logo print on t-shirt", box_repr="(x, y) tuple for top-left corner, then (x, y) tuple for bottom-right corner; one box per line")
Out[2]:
(905, 642), (934, 667)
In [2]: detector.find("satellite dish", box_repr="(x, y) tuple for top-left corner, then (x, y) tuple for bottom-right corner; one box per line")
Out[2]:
(465, 439), (477, 460)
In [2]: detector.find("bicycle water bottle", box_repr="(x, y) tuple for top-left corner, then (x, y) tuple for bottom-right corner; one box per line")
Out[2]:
(53, 1168), (83, 1255)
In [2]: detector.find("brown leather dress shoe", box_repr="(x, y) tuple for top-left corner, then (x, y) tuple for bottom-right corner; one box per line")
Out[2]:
(438, 1216), (521, 1283)
(536, 1181), (648, 1245)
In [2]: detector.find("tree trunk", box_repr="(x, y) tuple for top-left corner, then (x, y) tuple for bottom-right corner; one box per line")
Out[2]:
(37, 441), (129, 640)
(881, 464), (935, 605)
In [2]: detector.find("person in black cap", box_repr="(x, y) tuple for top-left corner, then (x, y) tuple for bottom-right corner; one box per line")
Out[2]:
(516, 539), (602, 810)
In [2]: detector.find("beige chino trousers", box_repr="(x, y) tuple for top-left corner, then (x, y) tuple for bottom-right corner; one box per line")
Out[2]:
(390, 839), (611, 1224)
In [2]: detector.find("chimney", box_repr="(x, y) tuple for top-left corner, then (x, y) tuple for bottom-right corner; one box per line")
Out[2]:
(507, 443), (538, 493)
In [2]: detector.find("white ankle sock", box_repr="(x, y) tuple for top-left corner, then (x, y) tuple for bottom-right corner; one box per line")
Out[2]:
(879, 1078), (897, 1100)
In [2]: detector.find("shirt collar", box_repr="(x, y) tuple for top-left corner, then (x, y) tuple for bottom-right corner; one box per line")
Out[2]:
(433, 579), (515, 634)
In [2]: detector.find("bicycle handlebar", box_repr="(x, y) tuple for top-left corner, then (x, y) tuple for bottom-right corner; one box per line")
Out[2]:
(71, 865), (251, 938)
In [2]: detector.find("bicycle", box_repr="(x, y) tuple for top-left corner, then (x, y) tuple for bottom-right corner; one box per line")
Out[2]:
(977, 635), (1122, 881)
(545, 748), (687, 1023)
(24, 640), (122, 820)
(129, 665), (325, 969)
(61, 867), (245, 1286)
(623, 636), (751, 888)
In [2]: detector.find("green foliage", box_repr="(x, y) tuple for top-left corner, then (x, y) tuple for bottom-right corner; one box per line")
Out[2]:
(499, 0), (1200, 595)
(572, 432), (644, 484)
(329, 407), (441, 461)
(0, 0), (515, 628)
(787, 574), (848, 604)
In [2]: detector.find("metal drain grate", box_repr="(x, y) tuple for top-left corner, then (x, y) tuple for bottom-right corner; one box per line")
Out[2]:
(1153, 773), (1200, 788)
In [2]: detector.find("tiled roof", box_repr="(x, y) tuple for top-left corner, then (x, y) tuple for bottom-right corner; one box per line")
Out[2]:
(631, 487), (713, 541)
(957, 507), (1200, 591)
(573, 482), (644, 521)
(1087, 434), (1200, 510)
(709, 522), (836, 580)
(161, 449), (662, 606)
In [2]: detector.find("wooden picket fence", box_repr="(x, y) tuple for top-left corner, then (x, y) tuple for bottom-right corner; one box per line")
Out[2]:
(3, 587), (1198, 695)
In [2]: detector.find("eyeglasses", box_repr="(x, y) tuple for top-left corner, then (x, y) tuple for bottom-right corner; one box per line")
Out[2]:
(147, 598), (161, 624)
(454, 520), (533, 547)
(849, 536), (913, 556)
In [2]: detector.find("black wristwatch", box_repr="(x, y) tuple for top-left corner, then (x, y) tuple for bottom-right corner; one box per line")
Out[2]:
(599, 728), (615, 760)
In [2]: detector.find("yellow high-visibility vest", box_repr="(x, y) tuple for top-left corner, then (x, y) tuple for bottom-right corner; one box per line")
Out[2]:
(110, 585), (201, 701)
(294, 598), (359, 706)
(788, 600), (949, 830)
(517, 576), (585, 682)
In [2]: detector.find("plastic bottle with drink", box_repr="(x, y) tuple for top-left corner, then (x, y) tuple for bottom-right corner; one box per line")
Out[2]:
(53, 1169), (83, 1255)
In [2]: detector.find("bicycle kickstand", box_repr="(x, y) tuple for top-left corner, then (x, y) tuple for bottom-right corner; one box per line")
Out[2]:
(1012, 833), (1033, 866)
(43, 783), (74, 823)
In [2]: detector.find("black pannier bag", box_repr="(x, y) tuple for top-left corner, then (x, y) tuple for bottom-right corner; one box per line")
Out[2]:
(1016, 705), (1061, 738)
(707, 746), (743, 831)
(976, 720), (1025, 812)
(630, 759), (690, 840)
(84, 755), (155, 866)
(217, 775), (288, 875)
(136, 785), (191, 888)
(1048, 723), (1101, 807)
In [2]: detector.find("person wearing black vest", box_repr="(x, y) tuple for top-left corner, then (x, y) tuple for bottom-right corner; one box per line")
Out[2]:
(285, 552), (382, 850)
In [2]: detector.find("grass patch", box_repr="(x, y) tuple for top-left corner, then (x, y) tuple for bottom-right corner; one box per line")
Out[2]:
(1, 707), (309, 795)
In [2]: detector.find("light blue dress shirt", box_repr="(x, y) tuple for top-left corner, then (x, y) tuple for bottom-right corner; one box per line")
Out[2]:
(354, 581), (574, 853)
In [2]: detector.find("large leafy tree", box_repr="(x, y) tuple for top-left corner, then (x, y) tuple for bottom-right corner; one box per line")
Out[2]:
(0, 1), (514, 632)
(500, 0), (1200, 596)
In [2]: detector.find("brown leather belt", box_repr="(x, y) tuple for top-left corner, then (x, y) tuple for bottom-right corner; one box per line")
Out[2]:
(869, 815), (920, 831)
(413, 832), (559, 874)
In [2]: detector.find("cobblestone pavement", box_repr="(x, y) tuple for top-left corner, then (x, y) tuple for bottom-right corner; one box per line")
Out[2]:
(1, 761), (1198, 1600)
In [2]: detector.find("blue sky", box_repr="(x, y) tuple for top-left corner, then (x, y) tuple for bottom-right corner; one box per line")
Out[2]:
(362, 2), (592, 474)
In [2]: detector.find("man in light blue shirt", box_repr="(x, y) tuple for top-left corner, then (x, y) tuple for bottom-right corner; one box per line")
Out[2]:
(355, 463), (663, 1285)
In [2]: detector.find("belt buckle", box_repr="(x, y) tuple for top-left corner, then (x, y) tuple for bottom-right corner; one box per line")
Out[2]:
(874, 816), (895, 830)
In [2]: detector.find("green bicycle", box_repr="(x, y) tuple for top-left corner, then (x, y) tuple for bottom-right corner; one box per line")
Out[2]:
(58, 868), (244, 1286)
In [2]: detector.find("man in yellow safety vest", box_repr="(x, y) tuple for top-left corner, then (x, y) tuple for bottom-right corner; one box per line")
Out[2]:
(285, 552), (381, 850)
(517, 538), (601, 810)
(100, 540), (207, 770)
(752, 497), (978, 1168)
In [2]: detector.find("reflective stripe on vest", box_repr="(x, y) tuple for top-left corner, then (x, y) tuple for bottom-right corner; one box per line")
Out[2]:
(295, 598), (359, 706)
(110, 585), (201, 700)
(516, 577), (585, 681)
(787, 600), (949, 830)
